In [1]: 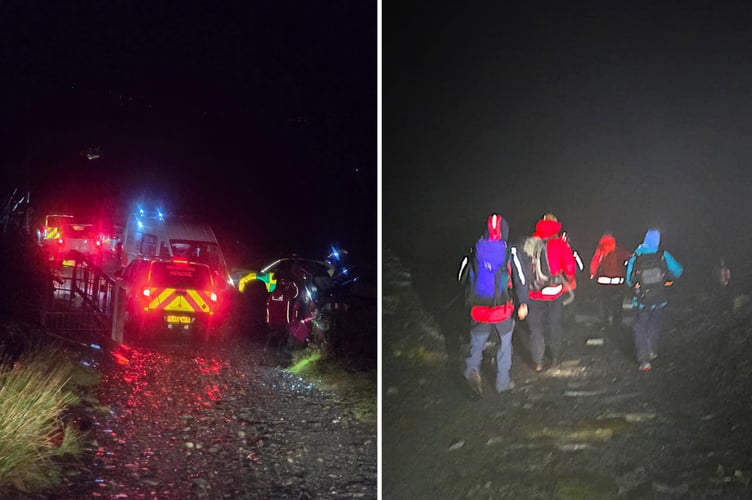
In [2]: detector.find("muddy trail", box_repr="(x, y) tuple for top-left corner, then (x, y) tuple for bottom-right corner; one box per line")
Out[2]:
(382, 250), (752, 499)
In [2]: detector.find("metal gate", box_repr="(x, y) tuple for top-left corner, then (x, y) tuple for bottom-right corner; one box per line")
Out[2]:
(42, 251), (118, 337)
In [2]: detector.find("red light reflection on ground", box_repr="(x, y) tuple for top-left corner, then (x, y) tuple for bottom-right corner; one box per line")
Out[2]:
(87, 340), (273, 497)
(112, 351), (130, 365)
(112, 344), (133, 365)
(109, 348), (231, 416)
(194, 356), (226, 375)
(193, 356), (228, 403)
(203, 384), (221, 402)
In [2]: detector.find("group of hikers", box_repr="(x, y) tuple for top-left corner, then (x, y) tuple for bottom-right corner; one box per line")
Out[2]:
(458, 212), (687, 396)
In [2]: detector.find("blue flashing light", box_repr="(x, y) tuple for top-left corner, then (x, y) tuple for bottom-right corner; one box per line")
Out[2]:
(329, 246), (340, 261)
(137, 219), (144, 230)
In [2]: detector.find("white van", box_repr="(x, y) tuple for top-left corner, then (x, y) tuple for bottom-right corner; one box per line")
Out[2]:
(121, 212), (232, 287)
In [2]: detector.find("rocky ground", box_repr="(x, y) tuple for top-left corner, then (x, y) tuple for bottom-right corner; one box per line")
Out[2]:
(382, 249), (752, 499)
(0, 235), (377, 499)
(2, 326), (377, 500)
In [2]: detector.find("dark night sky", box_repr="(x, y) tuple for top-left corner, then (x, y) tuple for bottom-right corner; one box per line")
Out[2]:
(385, 2), (752, 288)
(0, 1), (376, 277)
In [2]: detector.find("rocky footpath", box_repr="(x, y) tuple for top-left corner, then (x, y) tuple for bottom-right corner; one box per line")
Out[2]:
(382, 249), (752, 499)
(6, 330), (376, 499)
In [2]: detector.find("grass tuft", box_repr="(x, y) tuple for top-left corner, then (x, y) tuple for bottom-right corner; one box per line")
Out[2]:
(288, 344), (376, 424)
(0, 345), (85, 493)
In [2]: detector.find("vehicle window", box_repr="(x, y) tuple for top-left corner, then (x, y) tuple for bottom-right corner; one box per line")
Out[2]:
(170, 240), (223, 270)
(47, 215), (74, 227)
(65, 224), (98, 239)
(140, 234), (158, 258)
(150, 262), (213, 289)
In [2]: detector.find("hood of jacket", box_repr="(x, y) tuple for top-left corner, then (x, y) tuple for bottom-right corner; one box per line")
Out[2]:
(533, 219), (562, 240)
(635, 229), (661, 255)
(485, 213), (510, 241)
(598, 233), (616, 254)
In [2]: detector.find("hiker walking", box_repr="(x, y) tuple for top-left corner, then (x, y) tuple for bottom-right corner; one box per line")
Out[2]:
(715, 257), (732, 311)
(625, 228), (683, 372)
(719, 258), (731, 287)
(458, 213), (528, 395)
(589, 232), (631, 330)
(521, 214), (577, 372)
(560, 229), (584, 324)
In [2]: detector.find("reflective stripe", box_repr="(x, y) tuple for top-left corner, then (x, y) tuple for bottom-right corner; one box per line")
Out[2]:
(574, 251), (584, 271)
(187, 290), (211, 312)
(541, 284), (563, 295)
(147, 288), (213, 314)
(511, 247), (525, 286)
(457, 256), (469, 282)
(597, 276), (625, 285)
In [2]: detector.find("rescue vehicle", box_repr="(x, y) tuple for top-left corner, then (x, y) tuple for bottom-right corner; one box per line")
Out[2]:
(121, 208), (233, 288)
(117, 257), (221, 341)
(53, 223), (104, 265)
(37, 213), (75, 259)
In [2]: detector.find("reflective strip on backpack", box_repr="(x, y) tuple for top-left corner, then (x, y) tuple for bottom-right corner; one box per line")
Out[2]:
(457, 255), (469, 282)
(541, 284), (563, 295)
(574, 251), (584, 272)
(511, 247), (525, 286)
(597, 276), (625, 285)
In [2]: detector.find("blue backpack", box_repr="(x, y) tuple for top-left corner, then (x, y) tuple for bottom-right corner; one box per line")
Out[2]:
(461, 237), (511, 307)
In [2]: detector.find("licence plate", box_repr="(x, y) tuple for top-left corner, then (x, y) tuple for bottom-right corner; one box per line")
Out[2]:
(166, 315), (192, 325)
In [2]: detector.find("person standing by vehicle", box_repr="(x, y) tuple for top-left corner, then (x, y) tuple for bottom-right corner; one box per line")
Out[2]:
(626, 228), (683, 372)
(265, 274), (300, 352)
(589, 232), (631, 330)
(521, 214), (578, 372)
(458, 213), (528, 395)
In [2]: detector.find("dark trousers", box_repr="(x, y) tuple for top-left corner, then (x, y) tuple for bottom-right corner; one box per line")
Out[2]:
(599, 285), (625, 327)
(527, 297), (563, 365)
(632, 305), (664, 363)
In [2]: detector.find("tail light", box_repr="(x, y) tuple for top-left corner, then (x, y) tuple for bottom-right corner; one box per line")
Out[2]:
(210, 291), (218, 302)
(58, 238), (64, 245)
(142, 287), (151, 298)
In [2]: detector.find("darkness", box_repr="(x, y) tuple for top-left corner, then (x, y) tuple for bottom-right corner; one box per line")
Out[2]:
(0, 1), (377, 278)
(384, 3), (752, 289)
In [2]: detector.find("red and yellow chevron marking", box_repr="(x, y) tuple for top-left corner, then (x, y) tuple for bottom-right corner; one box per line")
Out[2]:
(145, 288), (215, 316)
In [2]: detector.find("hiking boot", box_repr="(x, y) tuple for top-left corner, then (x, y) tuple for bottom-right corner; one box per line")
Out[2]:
(496, 380), (515, 393)
(535, 363), (544, 373)
(639, 361), (652, 372)
(467, 369), (483, 395)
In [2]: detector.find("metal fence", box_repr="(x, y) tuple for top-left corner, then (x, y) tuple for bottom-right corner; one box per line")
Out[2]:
(42, 251), (119, 337)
